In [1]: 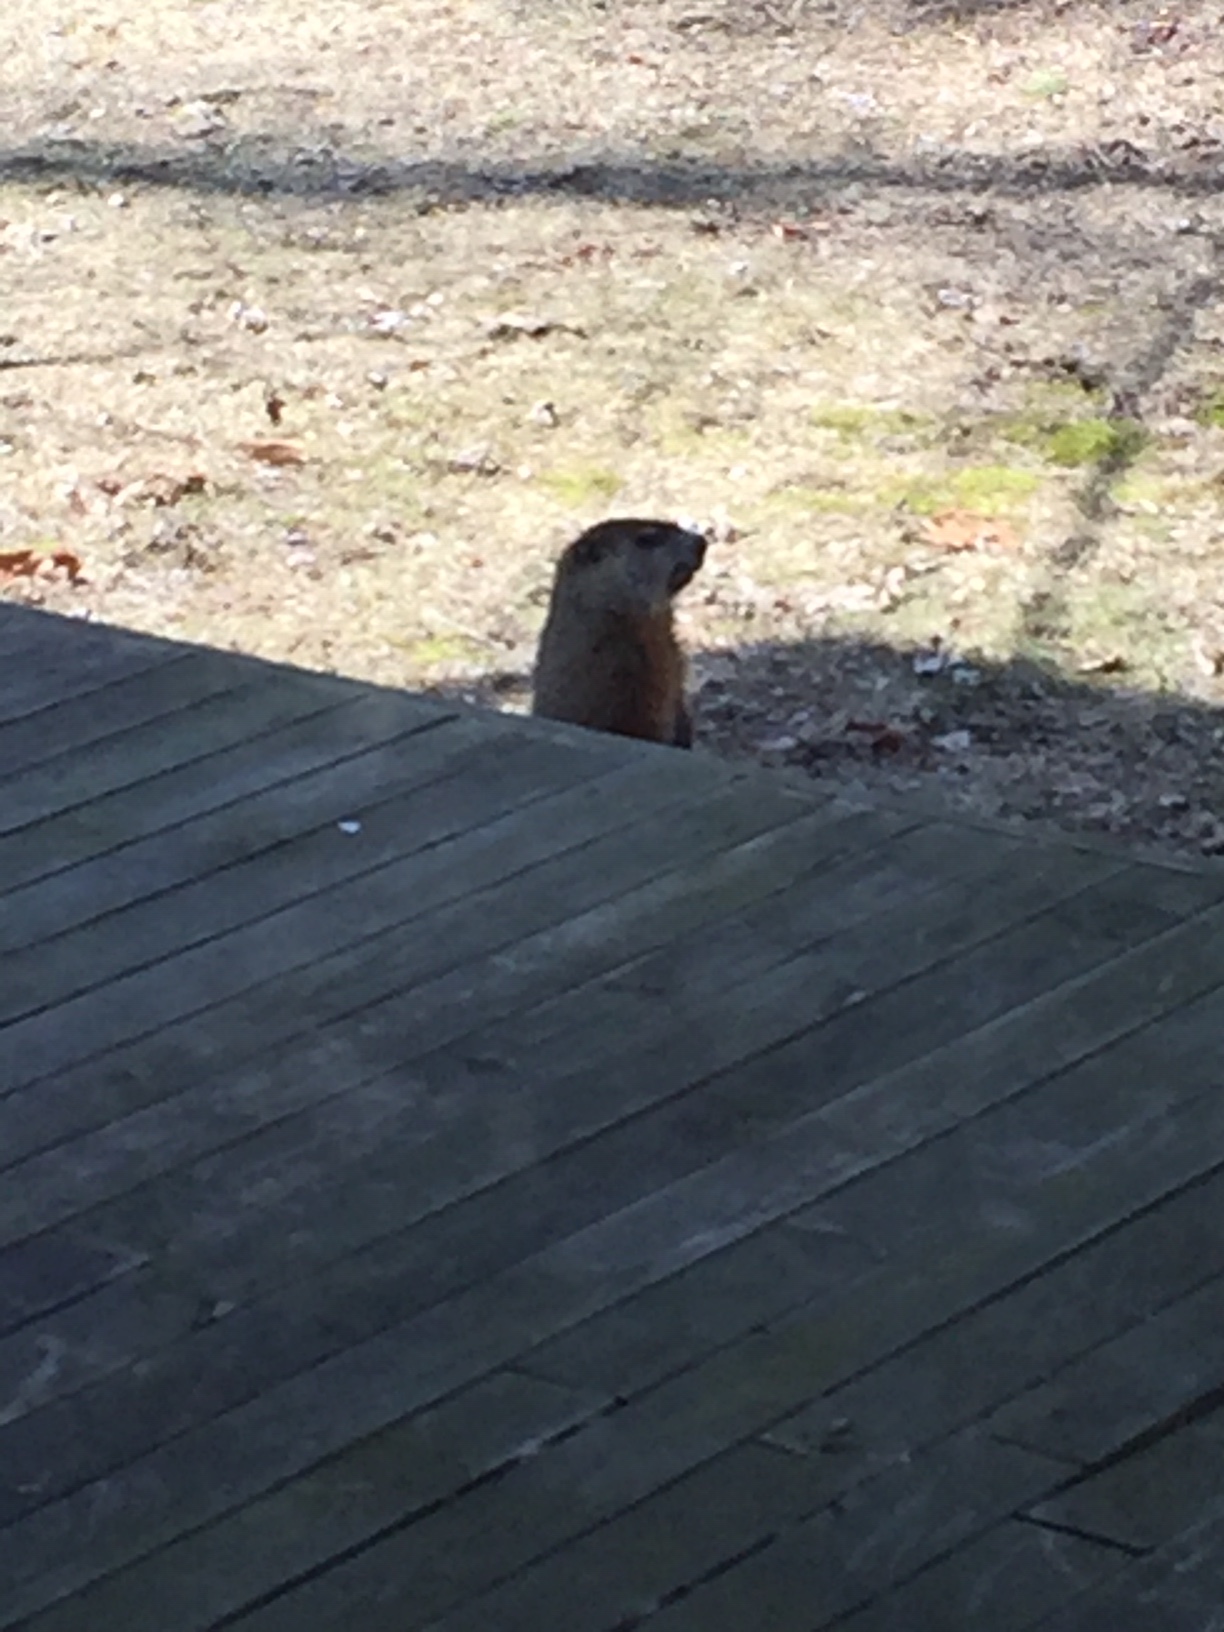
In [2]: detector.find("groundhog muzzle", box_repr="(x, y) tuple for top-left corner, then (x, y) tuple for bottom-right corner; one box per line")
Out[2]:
(532, 518), (707, 748)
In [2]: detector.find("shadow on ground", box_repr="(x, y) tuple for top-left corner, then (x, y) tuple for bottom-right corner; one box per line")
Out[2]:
(422, 629), (1224, 862)
(2, 136), (1221, 206)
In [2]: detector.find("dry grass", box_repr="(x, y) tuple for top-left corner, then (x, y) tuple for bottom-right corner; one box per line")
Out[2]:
(6, 0), (1224, 854)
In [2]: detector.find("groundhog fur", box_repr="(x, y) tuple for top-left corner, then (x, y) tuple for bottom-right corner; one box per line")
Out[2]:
(532, 518), (707, 748)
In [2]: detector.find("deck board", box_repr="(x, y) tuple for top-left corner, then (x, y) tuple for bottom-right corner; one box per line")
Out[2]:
(0, 611), (182, 726)
(3, 600), (1224, 1632)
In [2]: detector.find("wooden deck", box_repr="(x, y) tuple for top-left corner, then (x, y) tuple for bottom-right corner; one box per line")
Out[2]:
(4, 600), (1224, 1632)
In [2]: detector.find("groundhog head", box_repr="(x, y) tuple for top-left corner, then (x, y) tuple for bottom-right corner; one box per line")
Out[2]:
(558, 518), (708, 614)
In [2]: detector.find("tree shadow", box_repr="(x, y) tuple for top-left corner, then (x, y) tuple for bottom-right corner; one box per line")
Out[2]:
(420, 627), (1224, 864)
(2, 136), (1221, 206)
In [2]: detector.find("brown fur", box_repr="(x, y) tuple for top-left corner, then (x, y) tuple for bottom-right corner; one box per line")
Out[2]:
(532, 518), (707, 747)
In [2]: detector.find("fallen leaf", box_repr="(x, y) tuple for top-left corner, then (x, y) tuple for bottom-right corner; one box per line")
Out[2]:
(0, 547), (85, 584)
(922, 509), (1019, 553)
(51, 549), (84, 581)
(238, 439), (308, 466)
(265, 390), (285, 426)
(771, 220), (808, 241)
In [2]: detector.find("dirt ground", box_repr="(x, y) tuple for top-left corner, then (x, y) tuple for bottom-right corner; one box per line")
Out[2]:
(6, 0), (1224, 857)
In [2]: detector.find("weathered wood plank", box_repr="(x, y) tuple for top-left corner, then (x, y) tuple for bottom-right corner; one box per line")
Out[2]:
(0, 749), (730, 1177)
(6, 609), (1224, 1632)
(0, 652), (241, 777)
(427, 1106), (1224, 1627)
(991, 1272), (1224, 1469)
(0, 608), (182, 725)
(472, 813), (1014, 1063)
(0, 737), (729, 1099)
(0, 764), (830, 1176)
(0, 671), (357, 835)
(0, 696), (468, 955)
(439, 1432), (1068, 1632)
(26, 1366), (604, 1632)
(532, 1127), (1224, 1436)
(1027, 1406), (1224, 1553)
(31, 833), (1125, 1338)
(823, 1519), (1121, 1632)
(12, 1438), (813, 1632)
(0, 718), (626, 1024)
(0, 798), (867, 1221)
(0, 683), (456, 897)
(0, 818), (1110, 1452)
(0, 1233), (144, 1345)
(0, 798), (850, 1461)
(1021, 1498), (1224, 1632)
(416, 1442), (831, 1632)
(0, 809), (913, 1436)
(7, 925), (1224, 1623)
(767, 1172), (1224, 1473)
(153, 974), (1224, 1632)
(315, 1441), (844, 1632)
(245, 1427), (1062, 1632)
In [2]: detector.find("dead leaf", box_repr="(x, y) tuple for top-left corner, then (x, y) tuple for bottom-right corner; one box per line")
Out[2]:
(922, 509), (1019, 553)
(48, 549), (85, 582)
(771, 221), (808, 241)
(238, 439), (308, 466)
(265, 390), (285, 426)
(0, 547), (84, 584)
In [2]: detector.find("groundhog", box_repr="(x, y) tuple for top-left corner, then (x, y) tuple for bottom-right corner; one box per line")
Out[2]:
(532, 517), (707, 748)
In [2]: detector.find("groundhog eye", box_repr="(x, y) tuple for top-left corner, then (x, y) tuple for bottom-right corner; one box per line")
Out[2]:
(635, 527), (669, 550)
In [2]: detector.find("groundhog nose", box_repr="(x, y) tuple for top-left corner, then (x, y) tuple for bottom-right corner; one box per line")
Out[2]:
(689, 532), (708, 565)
